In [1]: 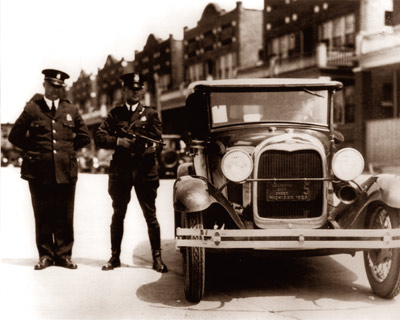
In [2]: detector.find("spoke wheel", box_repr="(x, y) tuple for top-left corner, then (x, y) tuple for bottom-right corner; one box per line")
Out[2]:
(363, 203), (400, 299)
(182, 212), (205, 302)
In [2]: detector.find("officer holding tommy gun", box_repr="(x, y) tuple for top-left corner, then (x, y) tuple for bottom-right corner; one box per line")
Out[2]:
(95, 72), (167, 273)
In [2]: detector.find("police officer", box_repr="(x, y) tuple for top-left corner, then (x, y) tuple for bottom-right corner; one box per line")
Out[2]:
(95, 72), (167, 273)
(9, 69), (90, 270)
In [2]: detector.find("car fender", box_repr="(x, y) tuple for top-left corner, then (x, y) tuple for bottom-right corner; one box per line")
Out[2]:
(173, 175), (245, 228)
(335, 174), (400, 229)
(376, 174), (400, 208)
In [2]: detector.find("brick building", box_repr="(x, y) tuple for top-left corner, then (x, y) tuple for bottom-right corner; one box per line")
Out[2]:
(76, 55), (133, 146)
(133, 34), (184, 134)
(184, 1), (263, 82)
(154, 1), (263, 134)
(70, 70), (97, 115)
(237, 0), (361, 148)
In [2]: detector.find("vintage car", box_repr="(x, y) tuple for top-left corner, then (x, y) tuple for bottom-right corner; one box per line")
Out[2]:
(173, 79), (400, 302)
(157, 134), (188, 178)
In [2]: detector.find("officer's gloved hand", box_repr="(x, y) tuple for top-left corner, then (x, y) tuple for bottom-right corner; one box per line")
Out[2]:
(117, 137), (135, 148)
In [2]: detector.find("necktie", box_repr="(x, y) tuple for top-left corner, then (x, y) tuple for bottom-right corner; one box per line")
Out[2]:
(51, 101), (56, 116)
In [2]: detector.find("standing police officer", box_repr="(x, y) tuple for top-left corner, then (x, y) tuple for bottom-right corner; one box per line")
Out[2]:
(95, 72), (167, 273)
(9, 69), (90, 270)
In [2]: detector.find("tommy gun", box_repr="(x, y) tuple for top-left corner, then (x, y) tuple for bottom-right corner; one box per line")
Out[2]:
(117, 127), (165, 146)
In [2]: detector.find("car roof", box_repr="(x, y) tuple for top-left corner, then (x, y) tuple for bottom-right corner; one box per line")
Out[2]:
(188, 78), (343, 90)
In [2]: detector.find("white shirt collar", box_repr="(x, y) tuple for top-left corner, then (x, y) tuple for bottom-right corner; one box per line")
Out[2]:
(126, 102), (139, 112)
(44, 96), (60, 109)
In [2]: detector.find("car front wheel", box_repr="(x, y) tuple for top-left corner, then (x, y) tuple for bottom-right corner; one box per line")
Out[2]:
(363, 203), (400, 299)
(182, 211), (205, 302)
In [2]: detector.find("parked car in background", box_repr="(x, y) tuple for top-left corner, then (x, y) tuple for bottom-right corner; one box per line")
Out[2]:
(158, 134), (189, 179)
(174, 79), (400, 302)
(93, 148), (113, 173)
(1, 151), (9, 167)
(77, 147), (94, 173)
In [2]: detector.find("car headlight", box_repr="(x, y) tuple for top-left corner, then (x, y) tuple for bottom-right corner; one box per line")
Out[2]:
(332, 148), (364, 181)
(221, 149), (253, 182)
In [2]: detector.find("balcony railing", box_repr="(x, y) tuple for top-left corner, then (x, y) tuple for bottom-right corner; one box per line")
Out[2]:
(270, 44), (357, 76)
(326, 47), (356, 67)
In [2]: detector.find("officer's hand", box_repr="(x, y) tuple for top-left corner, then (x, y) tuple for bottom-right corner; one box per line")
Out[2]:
(117, 137), (133, 148)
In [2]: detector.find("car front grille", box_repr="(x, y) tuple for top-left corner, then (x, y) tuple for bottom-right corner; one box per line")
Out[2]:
(256, 149), (323, 219)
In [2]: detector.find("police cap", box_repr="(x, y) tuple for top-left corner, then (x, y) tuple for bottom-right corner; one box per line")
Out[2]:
(42, 69), (69, 87)
(120, 72), (144, 90)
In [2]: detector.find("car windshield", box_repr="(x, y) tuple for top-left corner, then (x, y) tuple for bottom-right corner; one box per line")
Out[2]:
(209, 89), (329, 128)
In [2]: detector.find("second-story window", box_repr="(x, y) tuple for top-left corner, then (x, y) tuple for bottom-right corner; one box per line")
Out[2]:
(319, 14), (355, 48)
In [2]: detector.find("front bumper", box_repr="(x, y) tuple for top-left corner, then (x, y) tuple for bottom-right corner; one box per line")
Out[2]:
(176, 228), (400, 249)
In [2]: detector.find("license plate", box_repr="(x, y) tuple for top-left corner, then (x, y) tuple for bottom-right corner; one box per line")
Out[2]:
(266, 181), (311, 201)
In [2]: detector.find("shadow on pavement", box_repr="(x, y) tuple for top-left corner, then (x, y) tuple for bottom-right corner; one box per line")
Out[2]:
(1, 258), (38, 267)
(133, 239), (197, 307)
(134, 241), (399, 308)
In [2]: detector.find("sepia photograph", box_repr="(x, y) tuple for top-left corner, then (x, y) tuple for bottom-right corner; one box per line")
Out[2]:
(1, 0), (400, 319)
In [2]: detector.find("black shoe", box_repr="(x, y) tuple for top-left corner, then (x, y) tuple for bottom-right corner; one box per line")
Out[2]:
(34, 257), (54, 270)
(152, 250), (168, 273)
(55, 258), (78, 269)
(102, 256), (121, 271)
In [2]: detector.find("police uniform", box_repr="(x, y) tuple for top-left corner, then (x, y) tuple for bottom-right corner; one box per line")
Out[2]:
(9, 69), (90, 270)
(95, 72), (167, 272)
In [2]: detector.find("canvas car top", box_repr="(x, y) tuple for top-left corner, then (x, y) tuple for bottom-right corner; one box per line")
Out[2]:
(187, 78), (343, 92)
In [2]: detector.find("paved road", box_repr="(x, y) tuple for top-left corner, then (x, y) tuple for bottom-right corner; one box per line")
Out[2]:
(1, 166), (399, 320)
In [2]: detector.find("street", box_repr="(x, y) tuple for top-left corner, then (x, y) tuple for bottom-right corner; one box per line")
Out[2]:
(1, 166), (399, 320)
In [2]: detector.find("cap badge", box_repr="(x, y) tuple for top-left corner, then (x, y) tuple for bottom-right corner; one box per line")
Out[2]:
(66, 114), (72, 121)
(134, 74), (140, 82)
(140, 116), (147, 121)
(56, 73), (61, 79)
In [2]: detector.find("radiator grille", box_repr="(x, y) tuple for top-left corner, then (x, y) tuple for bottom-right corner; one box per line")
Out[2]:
(257, 150), (323, 219)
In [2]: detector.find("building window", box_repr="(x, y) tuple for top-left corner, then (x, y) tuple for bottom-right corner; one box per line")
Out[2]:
(217, 53), (237, 79)
(188, 62), (204, 83)
(381, 83), (393, 107)
(159, 74), (171, 91)
(344, 85), (355, 123)
(333, 16), (345, 47)
(333, 90), (345, 124)
(385, 11), (394, 26)
(321, 15), (355, 48)
(221, 23), (234, 46)
(203, 30), (215, 51)
(344, 14), (355, 48)
(333, 85), (355, 124)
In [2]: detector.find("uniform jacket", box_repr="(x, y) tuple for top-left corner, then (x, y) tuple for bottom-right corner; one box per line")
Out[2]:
(9, 97), (90, 184)
(95, 103), (162, 182)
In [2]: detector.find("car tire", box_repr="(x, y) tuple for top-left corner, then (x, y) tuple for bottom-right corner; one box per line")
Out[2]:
(182, 211), (205, 302)
(363, 203), (400, 299)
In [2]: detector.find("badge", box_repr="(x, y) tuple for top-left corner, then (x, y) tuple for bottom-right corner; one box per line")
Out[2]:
(140, 116), (147, 121)
(66, 114), (72, 121)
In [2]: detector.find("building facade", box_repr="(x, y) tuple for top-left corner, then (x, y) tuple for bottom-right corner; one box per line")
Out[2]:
(238, 0), (359, 148)
(59, 0), (399, 168)
(133, 34), (184, 134)
(70, 70), (97, 115)
(184, 1), (263, 83)
(355, 0), (400, 168)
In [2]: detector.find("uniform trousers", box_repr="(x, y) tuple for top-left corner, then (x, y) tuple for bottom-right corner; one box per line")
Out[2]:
(108, 177), (161, 257)
(28, 180), (76, 260)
